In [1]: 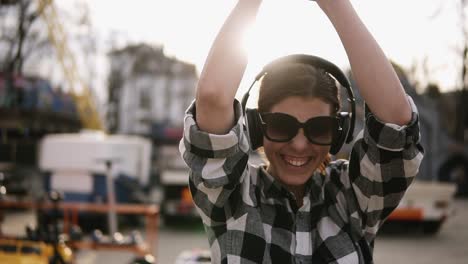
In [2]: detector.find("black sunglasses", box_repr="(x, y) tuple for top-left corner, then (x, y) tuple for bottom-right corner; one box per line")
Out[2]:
(259, 112), (339, 145)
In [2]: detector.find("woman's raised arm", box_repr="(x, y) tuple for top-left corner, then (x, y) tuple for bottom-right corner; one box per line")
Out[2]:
(316, 0), (412, 126)
(196, 0), (263, 134)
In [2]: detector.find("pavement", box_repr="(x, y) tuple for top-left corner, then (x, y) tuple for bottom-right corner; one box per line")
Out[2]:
(2, 199), (468, 264)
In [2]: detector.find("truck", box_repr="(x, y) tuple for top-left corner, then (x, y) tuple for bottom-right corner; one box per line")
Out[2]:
(158, 145), (198, 221)
(387, 180), (457, 234)
(38, 130), (153, 205)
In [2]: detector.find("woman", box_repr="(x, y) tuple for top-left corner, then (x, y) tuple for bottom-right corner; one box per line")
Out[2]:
(179, 0), (423, 263)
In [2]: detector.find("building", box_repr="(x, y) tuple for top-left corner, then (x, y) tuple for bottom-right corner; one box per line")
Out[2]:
(107, 44), (197, 142)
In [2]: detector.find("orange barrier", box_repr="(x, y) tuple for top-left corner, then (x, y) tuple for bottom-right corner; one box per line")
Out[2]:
(387, 208), (423, 221)
(0, 199), (159, 257)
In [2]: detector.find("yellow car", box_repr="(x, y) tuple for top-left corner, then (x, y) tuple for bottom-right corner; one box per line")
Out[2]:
(0, 238), (73, 264)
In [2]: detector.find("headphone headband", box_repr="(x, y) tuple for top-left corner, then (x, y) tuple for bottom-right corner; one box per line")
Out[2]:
(242, 54), (354, 107)
(257, 54), (351, 89)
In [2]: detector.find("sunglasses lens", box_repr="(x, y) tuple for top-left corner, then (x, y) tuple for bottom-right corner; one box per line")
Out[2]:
(304, 117), (336, 144)
(261, 113), (337, 145)
(262, 113), (298, 141)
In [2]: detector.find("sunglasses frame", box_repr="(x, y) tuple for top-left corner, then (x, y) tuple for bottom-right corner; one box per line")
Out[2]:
(259, 112), (340, 145)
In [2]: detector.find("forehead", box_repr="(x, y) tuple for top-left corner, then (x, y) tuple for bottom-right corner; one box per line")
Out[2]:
(269, 96), (331, 122)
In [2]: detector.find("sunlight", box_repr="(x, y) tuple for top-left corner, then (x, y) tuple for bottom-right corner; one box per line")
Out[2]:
(242, 1), (320, 73)
(237, 0), (347, 106)
(78, 0), (463, 100)
(236, 0), (461, 96)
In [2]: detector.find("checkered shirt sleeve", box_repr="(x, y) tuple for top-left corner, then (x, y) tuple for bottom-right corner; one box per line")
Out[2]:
(342, 95), (424, 241)
(178, 99), (251, 221)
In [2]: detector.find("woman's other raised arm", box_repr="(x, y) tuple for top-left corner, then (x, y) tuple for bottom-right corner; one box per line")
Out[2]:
(316, 0), (412, 126)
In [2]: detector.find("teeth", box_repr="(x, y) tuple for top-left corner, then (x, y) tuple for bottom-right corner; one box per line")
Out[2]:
(283, 156), (310, 167)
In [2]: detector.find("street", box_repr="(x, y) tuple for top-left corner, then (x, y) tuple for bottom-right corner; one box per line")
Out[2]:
(2, 199), (467, 264)
(374, 198), (468, 264)
(155, 199), (468, 264)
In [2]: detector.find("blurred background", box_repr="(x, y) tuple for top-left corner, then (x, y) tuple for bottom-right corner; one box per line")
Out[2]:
(0, 0), (466, 263)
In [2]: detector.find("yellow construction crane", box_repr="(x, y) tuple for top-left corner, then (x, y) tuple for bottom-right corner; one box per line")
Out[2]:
(37, 0), (104, 131)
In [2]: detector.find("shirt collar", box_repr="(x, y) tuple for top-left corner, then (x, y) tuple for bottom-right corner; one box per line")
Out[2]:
(259, 166), (325, 206)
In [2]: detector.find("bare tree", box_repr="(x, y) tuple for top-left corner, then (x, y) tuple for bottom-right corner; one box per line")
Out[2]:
(0, 0), (51, 74)
(456, 0), (467, 142)
(426, 0), (467, 141)
(0, 0), (52, 108)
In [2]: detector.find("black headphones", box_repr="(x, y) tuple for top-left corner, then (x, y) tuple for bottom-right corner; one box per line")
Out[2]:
(241, 54), (356, 155)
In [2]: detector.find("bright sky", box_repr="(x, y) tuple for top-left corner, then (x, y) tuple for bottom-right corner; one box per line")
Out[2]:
(71, 0), (464, 99)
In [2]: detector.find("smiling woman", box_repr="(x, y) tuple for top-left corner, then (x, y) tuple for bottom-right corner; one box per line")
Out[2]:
(179, 0), (424, 263)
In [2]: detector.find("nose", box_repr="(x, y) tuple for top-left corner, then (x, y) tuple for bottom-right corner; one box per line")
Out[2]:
(289, 128), (311, 151)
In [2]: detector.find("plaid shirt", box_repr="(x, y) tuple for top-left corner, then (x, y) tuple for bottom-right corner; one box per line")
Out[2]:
(179, 97), (423, 264)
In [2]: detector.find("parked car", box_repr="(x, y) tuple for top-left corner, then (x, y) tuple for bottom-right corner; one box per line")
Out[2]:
(386, 180), (457, 234)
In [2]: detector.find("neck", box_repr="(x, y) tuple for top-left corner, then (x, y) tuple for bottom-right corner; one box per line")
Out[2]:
(266, 167), (306, 207)
(285, 184), (305, 207)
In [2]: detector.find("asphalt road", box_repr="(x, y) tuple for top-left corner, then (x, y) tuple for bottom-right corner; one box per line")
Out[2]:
(2, 199), (468, 264)
(83, 199), (468, 264)
(373, 198), (468, 264)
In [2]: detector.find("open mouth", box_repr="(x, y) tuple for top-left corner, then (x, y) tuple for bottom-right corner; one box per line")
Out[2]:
(281, 155), (312, 167)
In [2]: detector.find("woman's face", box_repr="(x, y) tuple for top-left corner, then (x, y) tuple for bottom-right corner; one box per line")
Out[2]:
(263, 96), (332, 188)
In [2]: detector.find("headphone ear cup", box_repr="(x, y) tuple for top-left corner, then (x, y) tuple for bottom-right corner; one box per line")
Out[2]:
(330, 115), (351, 155)
(245, 108), (264, 150)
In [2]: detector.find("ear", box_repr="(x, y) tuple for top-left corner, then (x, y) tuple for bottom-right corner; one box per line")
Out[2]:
(245, 108), (264, 150)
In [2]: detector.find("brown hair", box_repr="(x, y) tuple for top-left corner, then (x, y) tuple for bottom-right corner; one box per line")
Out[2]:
(257, 63), (340, 114)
